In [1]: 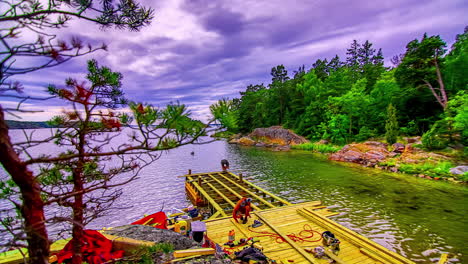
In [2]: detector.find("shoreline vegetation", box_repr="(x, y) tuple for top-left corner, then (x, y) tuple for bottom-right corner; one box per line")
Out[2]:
(219, 126), (467, 183)
(210, 29), (467, 185)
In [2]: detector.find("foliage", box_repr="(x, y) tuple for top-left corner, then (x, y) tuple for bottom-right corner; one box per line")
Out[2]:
(398, 161), (454, 178)
(385, 104), (399, 144)
(210, 98), (239, 133)
(291, 143), (341, 153)
(229, 29), (466, 152)
(118, 243), (174, 264)
(0, 1), (154, 263)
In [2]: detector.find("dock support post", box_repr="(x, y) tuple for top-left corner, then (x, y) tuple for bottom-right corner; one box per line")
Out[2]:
(239, 173), (243, 182)
(198, 176), (202, 186)
(188, 169), (192, 175)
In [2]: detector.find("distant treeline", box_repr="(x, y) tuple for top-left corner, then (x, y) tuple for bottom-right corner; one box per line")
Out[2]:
(219, 27), (467, 150)
(6, 120), (54, 129)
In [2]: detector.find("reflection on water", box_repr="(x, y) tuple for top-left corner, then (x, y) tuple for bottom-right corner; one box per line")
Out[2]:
(1, 129), (467, 263)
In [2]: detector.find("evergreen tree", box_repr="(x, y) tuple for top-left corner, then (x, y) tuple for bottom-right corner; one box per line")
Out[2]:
(270, 65), (289, 83)
(328, 55), (344, 72)
(346, 40), (360, 67)
(385, 104), (399, 144)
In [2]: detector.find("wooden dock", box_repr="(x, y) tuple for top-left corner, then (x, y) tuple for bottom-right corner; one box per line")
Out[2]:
(184, 171), (416, 264)
(184, 171), (293, 219)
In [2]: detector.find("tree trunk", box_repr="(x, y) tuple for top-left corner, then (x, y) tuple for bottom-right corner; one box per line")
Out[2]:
(71, 168), (85, 264)
(0, 107), (49, 264)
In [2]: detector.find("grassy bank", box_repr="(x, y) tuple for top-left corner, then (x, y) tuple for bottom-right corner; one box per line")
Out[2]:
(291, 142), (341, 153)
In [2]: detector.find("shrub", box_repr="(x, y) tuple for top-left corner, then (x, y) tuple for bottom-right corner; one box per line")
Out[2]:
(398, 161), (454, 178)
(291, 142), (341, 153)
(422, 120), (450, 150)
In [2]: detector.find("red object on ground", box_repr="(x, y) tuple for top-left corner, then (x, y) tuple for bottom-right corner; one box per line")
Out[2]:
(55, 230), (124, 264)
(131, 211), (168, 229)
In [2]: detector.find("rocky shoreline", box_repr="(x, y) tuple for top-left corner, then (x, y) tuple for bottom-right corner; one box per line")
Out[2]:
(227, 126), (467, 183)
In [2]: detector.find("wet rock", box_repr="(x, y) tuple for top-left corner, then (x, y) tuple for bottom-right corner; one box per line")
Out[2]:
(248, 126), (309, 146)
(228, 134), (243, 144)
(255, 142), (267, 147)
(238, 137), (256, 146)
(329, 141), (390, 165)
(449, 166), (468, 175)
(392, 143), (405, 153)
(273, 145), (291, 152)
(103, 225), (200, 250)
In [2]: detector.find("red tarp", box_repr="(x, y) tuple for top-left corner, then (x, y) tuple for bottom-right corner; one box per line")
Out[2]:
(55, 230), (124, 264)
(131, 211), (168, 229)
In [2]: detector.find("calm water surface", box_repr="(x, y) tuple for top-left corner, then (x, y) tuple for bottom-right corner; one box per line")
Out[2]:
(2, 129), (467, 263)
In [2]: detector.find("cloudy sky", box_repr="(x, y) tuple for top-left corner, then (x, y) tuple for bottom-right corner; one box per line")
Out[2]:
(3, 0), (468, 122)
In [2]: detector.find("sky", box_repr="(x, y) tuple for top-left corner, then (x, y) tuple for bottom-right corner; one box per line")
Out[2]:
(3, 0), (468, 122)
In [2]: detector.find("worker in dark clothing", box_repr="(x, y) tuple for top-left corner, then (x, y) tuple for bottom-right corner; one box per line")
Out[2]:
(221, 159), (229, 171)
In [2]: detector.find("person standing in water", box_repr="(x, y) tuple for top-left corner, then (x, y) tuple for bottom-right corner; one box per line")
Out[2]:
(221, 159), (229, 171)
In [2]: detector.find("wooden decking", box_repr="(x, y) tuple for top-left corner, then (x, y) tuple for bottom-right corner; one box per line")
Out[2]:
(184, 171), (415, 264)
(205, 202), (415, 264)
(183, 171), (292, 219)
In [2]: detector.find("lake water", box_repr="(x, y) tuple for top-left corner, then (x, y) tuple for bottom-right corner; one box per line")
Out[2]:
(1, 129), (467, 263)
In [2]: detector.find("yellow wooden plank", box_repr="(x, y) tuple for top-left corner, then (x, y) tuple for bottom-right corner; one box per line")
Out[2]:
(254, 212), (321, 264)
(218, 173), (277, 208)
(438, 253), (448, 264)
(173, 248), (215, 258)
(438, 253), (449, 264)
(190, 181), (227, 217)
(205, 173), (261, 211)
(226, 171), (292, 205)
(298, 208), (414, 264)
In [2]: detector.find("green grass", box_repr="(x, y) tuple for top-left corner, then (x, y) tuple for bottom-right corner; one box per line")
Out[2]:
(291, 142), (341, 153)
(398, 161), (455, 178)
(117, 242), (175, 264)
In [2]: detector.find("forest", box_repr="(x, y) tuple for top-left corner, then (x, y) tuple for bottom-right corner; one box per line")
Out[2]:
(219, 28), (467, 153)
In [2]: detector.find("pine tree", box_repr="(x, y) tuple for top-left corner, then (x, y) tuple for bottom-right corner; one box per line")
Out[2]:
(385, 104), (399, 144)
(346, 40), (360, 67)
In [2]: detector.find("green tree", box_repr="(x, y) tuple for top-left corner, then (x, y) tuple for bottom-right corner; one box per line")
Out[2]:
(0, 1), (153, 263)
(395, 34), (448, 108)
(210, 98), (239, 133)
(385, 104), (399, 144)
(444, 27), (468, 96)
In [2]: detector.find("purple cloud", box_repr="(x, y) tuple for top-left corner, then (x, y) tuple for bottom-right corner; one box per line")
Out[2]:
(2, 0), (467, 121)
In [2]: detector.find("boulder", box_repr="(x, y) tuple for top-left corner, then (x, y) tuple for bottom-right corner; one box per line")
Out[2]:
(238, 137), (256, 146)
(449, 166), (468, 175)
(392, 143), (405, 153)
(329, 141), (390, 165)
(248, 126), (309, 146)
(102, 225), (200, 250)
(273, 145), (291, 152)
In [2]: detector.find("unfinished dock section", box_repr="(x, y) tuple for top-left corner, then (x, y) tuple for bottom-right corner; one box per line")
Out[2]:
(184, 171), (293, 219)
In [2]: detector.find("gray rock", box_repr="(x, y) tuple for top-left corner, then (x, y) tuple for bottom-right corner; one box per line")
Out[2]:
(249, 126), (309, 145)
(449, 166), (468, 175)
(392, 143), (405, 153)
(103, 225), (200, 250)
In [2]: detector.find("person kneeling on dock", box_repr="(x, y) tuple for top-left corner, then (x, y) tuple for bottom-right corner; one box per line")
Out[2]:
(233, 197), (252, 224)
